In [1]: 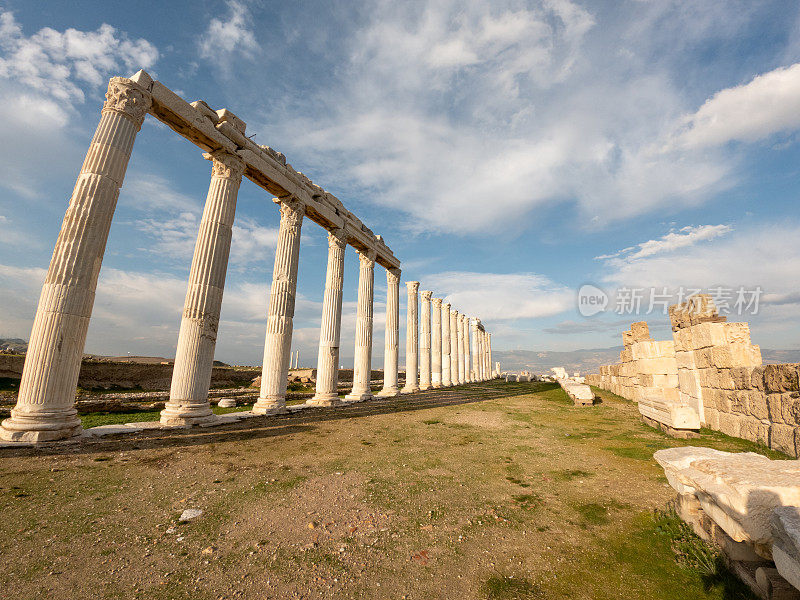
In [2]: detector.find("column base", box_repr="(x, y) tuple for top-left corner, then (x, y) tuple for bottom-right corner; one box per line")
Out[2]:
(306, 394), (343, 407)
(160, 401), (217, 426)
(376, 387), (400, 397)
(253, 396), (289, 415)
(0, 407), (83, 443)
(344, 391), (372, 402)
(400, 385), (420, 394)
(431, 380), (442, 389)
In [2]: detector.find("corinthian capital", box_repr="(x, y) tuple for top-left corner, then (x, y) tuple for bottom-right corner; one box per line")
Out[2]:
(420, 290), (433, 301)
(358, 247), (378, 266)
(206, 150), (245, 182)
(103, 77), (152, 129)
(432, 297), (442, 308)
(328, 227), (348, 249)
(386, 268), (401, 285)
(275, 196), (305, 227)
(406, 281), (420, 293)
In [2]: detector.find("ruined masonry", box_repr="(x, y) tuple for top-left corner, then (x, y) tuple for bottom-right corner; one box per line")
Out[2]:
(0, 71), (497, 443)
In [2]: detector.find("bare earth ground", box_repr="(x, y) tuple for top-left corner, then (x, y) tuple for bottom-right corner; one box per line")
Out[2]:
(0, 381), (787, 600)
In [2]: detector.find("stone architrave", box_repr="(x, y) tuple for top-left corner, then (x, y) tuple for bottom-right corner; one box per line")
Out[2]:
(346, 248), (377, 402)
(1, 77), (151, 442)
(456, 313), (465, 384)
(401, 282), (420, 393)
(431, 298), (443, 388)
(441, 303), (452, 386)
(309, 228), (348, 406)
(378, 268), (401, 397)
(470, 319), (481, 382)
(450, 310), (459, 385)
(162, 149), (245, 426)
(419, 291), (433, 390)
(254, 197), (305, 415)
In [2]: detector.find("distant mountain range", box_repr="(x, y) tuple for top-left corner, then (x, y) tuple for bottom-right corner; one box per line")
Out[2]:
(494, 347), (800, 376)
(0, 338), (27, 353)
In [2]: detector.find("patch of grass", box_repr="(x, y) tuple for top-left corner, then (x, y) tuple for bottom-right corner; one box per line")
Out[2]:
(511, 494), (541, 511)
(505, 476), (530, 488)
(553, 469), (593, 481)
(80, 410), (162, 429)
(576, 502), (609, 525)
(482, 574), (542, 599)
(653, 506), (757, 599)
(422, 419), (442, 425)
(213, 403), (254, 415)
(604, 445), (658, 460)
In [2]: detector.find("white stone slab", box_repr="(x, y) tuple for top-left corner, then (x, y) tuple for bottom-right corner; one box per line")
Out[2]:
(83, 424), (143, 437)
(772, 506), (800, 591)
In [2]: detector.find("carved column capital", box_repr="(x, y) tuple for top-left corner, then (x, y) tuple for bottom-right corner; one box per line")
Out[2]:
(205, 150), (245, 182)
(358, 247), (378, 265)
(432, 297), (442, 308)
(386, 267), (401, 285)
(406, 281), (420, 293)
(275, 196), (306, 227)
(327, 227), (348, 250)
(420, 290), (433, 301)
(103, 77), (152, 129)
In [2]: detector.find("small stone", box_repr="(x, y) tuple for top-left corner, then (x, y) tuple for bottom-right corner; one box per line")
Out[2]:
(308, 521), (317, 529)
(179, 509), (203, 522)
(202, 546), (216, 555)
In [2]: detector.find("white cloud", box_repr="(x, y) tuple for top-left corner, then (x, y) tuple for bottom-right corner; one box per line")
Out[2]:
(671, 62), (800, 149)
(424, 271), (573, 322)
(596, 224), (732, 262)
(198, 1), (260, 66)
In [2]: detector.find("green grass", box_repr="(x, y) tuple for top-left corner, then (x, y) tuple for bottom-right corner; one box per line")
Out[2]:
(80, 410), (162, 428)
(482, 575), (542, 599)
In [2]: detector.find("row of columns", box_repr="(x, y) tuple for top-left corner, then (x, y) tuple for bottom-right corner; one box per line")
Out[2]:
(0, 75), (495, 443)
(400, 283), (494, 392)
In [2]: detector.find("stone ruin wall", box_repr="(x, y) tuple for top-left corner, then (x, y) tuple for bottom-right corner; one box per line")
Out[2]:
(586, 296), (800, 457)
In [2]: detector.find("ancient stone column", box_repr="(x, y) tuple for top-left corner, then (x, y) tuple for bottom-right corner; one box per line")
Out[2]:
(450, 309), (459, 385)
(419, 291), (432, 390)
(431, 298), (443, 388)
(253, 197), (305, 415)
(1, 77), (151, 442)
(463, 315), (472, 383)
(482, 330), (489, 381)
(456, 313), (465, 384)
(441, 302), (452, 387)
(401, 281), (420, 393)
(308, 228), (348, 406)
(161, 150), (245, 426)
(378, 268), (401, 397)
(346, 248), (377, 402)
(488, 333), (494, 379)
(471, 319), (481, 382)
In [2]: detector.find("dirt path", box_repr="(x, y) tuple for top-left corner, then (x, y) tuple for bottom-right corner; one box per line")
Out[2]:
(0, 381), (777, 599)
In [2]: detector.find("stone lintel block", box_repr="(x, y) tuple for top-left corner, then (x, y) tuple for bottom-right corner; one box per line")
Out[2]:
(190, 100), (220, 124)
(129, 69), (153, 89)
(215, 109), (246, 134)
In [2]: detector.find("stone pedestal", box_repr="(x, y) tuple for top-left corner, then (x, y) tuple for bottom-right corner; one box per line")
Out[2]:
(378, 268), (401, 397)
(431, 298), (443, 388)
(346, 248), (377, 402)
(254, 198), (305, 415)
(419, 291), (432, 390)
(401, 281), (420, 393)
(441, 302), (452, 387)
(161, 150), (245, 426)
(1, 77), (151, 442)
(309, 229), (347, 406)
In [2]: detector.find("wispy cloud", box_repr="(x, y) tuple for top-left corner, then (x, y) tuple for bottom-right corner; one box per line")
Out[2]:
(198, 1), (260, 67)
(595, 224), (732, 263)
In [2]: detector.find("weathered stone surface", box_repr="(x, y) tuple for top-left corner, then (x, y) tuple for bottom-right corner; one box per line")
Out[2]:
(654, 447), (800, 547)
(771, 506), (800, 592)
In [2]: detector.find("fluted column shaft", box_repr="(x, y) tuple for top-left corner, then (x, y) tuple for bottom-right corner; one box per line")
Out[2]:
(254, 198), (305, 414)
(441, 302), (452, 386)
(309, 229), (348, 406)
(449, 310), (459, 385)
(419, 291), (432, 390)
(161, 151), (245, 425)
(463, 316), (472, 383)
(456, 313), (465, 384)
(482, 330), (489, 380)
(346, 248), (377, 401)
(1, 77), (151, 442)
(401, 281), (420, 393)
(488, 333), (494, 379)
(471, 320), (481, 382)
(431, 298), (443, 388)
(378, 268), (401, 397)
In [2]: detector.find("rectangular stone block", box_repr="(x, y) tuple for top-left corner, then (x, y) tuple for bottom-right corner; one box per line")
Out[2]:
(739, 416), (770, 446)
(630, 321), (651, 342)
(695, 347), (713, 369)
(780, 392), (800, 425)
(620, 348), (633, 363)
(697, 368), (715, 389)
(750, 366), (766, 392)
(724, 322), (751, 345)
(769, 423), (797, 456)
(717, 369), (735, 391)
(690, 322), (728, 349)
(673, 327), (691, 352)
(768, 393), (787, 424)
(748, 391), (769, 420)
(675, 350), (696, 370)
(652, 373), (679, 388)
(638, 373), (655, 387)
(704, 405), (720, 430)
(718, 412), (742, 438)
(679, 370), (701, 397)
(709, 389), (731, 412)
(731, 367), (753, 390)
(764, 364), (800, 393)
(622, 330), (634, 347)
(637, 357), (679, 375)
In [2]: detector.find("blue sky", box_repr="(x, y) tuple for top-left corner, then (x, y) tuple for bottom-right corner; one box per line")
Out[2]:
(1, 0), (799, 367)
